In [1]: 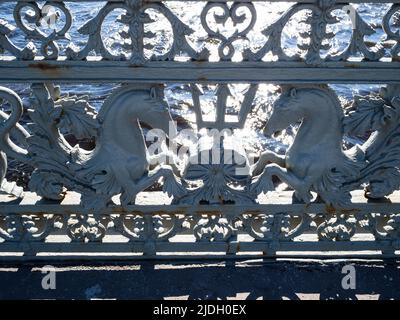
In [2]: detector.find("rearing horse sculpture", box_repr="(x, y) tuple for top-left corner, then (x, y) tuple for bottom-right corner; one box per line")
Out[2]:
(251, 84), (365, 206)
(74, 86), (183, 205)
(0, 84), (186, 209)
(71, 84), (186, 208)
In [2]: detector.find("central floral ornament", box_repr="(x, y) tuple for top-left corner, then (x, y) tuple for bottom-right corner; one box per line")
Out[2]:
(180, 146), (253, 204)
(176, 84), (257, 204)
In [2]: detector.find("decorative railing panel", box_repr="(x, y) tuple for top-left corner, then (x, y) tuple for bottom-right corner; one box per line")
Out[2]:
(0, 0), (400, 259)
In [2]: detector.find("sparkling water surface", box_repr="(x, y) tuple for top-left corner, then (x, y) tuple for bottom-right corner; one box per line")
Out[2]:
(0, 1), (393, 153)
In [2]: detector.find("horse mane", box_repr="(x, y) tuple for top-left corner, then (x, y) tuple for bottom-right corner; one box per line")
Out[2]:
(97, 85), (165, 121)
(281, 84), (344, 121)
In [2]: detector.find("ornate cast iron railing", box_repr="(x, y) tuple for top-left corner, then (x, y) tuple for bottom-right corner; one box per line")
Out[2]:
(0, 0), (400, 260)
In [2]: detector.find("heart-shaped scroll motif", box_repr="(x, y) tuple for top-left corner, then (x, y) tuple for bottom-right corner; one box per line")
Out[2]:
(200, 2), (256, 60)
(13, 1), (72, 59)
(383, 4), (400, 59)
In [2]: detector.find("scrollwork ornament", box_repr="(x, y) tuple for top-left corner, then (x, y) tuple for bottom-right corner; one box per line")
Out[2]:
(358, 212), (400, 242)
(146, 2), (209, 61)
(0, 86), (32, 196)
(13, 1), (72, 60)
(317, 213), (357, 241)
(201, 1), (256, 61)
(67, 0), (205, 62)
(192, 214), (236, 242)
(112, 212), (185, 242)
(241, 212), (313, 241)
(66, 2), (128, 61)
(245, 0), (384, 62)
(327, 4), (385, 61)
(244, 3), (312, 62)
(0, 214), (61, 242)
(383, 4), (400, 60)
(66, 214), (107, 242)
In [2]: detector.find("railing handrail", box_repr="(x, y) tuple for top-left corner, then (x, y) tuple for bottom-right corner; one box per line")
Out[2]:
(2, 0), (400, 3)
(0, 60), (399, 83)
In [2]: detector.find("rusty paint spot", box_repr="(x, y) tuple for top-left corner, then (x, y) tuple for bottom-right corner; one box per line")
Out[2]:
(339, 208), (361, 215)
(325, 204), (361, 215)
(28, 62), (64, 76)
(325, 204), (336, 214)
(346, 63), (360, 69)
(197, 76), (208, 82)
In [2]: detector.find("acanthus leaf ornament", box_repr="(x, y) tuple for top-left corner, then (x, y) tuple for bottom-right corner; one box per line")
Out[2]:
(344, 84), (400, 198)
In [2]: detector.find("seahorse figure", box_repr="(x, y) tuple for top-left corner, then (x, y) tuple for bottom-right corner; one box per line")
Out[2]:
(0, 84), (186, 208)
(72, 84), (186, 208)
(251, 84), (365, 206)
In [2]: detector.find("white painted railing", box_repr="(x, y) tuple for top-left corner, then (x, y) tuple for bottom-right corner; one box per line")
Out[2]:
(0, 0), (400, 260)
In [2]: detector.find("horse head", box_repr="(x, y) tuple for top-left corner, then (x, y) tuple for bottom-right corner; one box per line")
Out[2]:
(264, 86), (305, 136)
(135, 85), (177, 138)
(98, 84), (178, 142)
(264, 85), (341, 137)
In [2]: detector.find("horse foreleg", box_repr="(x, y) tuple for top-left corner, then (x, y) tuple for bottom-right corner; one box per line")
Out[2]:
(252, 164), (313, 203)
(251, 150), (286, 177)
(120, 165), (186, 207)
(149, 153), (182, 177)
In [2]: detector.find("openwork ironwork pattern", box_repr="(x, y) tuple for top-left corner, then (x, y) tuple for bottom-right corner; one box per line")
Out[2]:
(0, 0), (399, 62)
(0, 0), (400, 259)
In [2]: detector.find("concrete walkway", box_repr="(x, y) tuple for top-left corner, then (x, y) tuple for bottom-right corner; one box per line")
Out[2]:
(0, 259), (398, 300)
